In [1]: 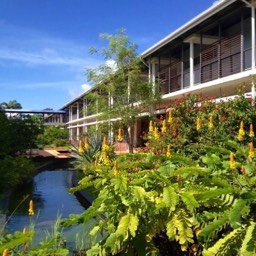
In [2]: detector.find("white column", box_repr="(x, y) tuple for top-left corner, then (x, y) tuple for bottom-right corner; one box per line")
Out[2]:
(76, 102), (79, 119)
(70, 128), (73, 144)
(83, 98), (85, 117)
(252, 77), (256, 104)
(252, 4), (256, 69)
(190, 40), (194, 87)
(69, 106), (72, 121)
(77, 126), (80, 142)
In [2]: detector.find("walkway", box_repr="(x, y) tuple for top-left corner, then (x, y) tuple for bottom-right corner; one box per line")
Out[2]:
(28, 147), (71, 159)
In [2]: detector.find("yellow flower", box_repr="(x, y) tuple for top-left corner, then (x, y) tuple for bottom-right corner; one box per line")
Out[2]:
(167, 111), (173, 124)
(117, 128), (123, 142)
(161, 119), (167, 133)
(229, 152), (236, 170)
(249, 124), (254, 138)
(241, 165), (247, 176)
(28, 200), (34, 216)
(237, 121), (245, 141)
(196, 117), (201, 131)
(249, 142), (254, 158)
(2, 249), (9, 256)
(103, 151), (110, 165)
(149, 120), (154, 132)
(102, 136), (109, 152)
(208, 116), (214, 129)
(23, 227), (27, 234)
(78, 140), (83, 153)
(113, 160), (118, 176)
(166, 145), (171, 158)
(154, 127), (159, 140)
(84, 136), (90, 150)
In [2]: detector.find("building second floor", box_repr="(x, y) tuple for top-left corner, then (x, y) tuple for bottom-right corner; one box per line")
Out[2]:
(56, 0), (256, 128)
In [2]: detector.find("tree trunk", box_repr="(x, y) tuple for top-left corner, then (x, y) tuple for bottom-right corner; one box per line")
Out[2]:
(128, 125), (134, 154)
(124, 126), (134, 154)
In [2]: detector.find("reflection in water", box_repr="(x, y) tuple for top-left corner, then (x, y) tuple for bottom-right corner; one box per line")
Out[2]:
(5, 170), (92, 251)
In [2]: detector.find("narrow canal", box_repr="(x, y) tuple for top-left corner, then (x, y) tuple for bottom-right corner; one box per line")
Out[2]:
(3, 169), (93, 252)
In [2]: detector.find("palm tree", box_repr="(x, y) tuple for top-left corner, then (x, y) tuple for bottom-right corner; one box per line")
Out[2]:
(0, 102), (7, 110)
(0, 100), (22, 109)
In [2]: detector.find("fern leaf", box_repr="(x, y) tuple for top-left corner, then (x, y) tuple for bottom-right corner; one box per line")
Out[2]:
(28, 248), (69, 255)
(86, 243), (103, 256)
(116, 213), (139, 241)
(113, 175), (128, 192)
(162, 186), (178, 212)
(195, 188), (233, 202)
(203, 227), (245, 256)
(173, 167), (206, 178)
(69, 175), (95, 194)
(157, 162), (176, 177)
(0, 231), (34, 252)
(229, 199), (250, 228)
(104, 233), (121, 254)
(61, 198), (104, 227)
(166, 210), (194, 251)
(132, 186), (146, 204)
(241, 191), (256, 200)
(89, 225), (100, 238)
(169, 153), (195, 166)
(202, 176), (233, 189)
(198, 213), (229, 243)
(166, 215), (176, 240)
(240, 222), (256, 256)
(181, 192), (199, 212)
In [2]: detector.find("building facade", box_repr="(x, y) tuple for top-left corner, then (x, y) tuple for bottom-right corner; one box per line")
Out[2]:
(60, 0), (256, 145)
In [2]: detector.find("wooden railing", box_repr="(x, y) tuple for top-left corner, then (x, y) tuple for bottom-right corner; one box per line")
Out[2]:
(157, 32), (244, 95)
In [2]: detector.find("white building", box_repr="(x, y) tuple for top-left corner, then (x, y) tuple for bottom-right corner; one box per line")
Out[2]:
(59, 0), (256, 146)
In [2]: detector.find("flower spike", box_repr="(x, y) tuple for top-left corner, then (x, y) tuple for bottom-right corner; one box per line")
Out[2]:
(28, 200), (34, 216)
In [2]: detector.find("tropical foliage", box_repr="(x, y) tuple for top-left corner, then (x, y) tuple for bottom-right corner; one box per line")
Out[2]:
(0, 100), (22, 110)
(61, 92), (256, 255)
(85, 29), (160, 153)
(36, 126), (69, 148)
(0, 112), (42, 192)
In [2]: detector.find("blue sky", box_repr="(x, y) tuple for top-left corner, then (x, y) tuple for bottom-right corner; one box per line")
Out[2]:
(0, 0), (217, 110)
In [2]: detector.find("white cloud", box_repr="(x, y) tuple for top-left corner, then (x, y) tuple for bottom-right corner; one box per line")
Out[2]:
(212, 0), (223, 6)
(0, 48), (88, 67)
(0, 21), (103, 69)
(67, 83), (92, 99)
(81, 83), (92, 92)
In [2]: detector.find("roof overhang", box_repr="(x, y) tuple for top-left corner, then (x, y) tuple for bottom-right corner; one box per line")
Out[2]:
(141, 0), (238, 58)
(1, 109), (67, 114)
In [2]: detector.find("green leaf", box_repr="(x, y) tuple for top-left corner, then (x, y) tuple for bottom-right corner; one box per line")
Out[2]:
(132, 186), (146, 204)
(113, 175), (127, 192)
(198, 214), (229, 243)
(162, 186), (178, 211)
(203, 227), (245, 256)
(157, 162), (175, 177)
(116, 213), (139, 240)
(166, 215), (176, 240)
(229, 199), (250, 228)
(105, 233), (121, 254)
(166, 210), (194, 251)
(241, 191), (256, 200)
(173, 167), (206, 178)
(86, 243), (103, 256)
(0, 231), (34, 253)
(240, 222), (256, 256)
(89, 225), (100, 237)
(181, 192), (199, 212)
(195, 188), (233, 202)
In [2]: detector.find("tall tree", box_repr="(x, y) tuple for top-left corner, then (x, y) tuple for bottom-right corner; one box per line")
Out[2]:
(86, 29), (160, 153)
(0, 100), (22, 109)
